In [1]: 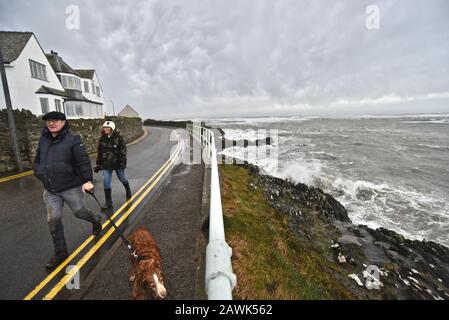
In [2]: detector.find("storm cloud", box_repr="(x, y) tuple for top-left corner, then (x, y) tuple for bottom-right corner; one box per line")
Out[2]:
(1, 0), (448, 119)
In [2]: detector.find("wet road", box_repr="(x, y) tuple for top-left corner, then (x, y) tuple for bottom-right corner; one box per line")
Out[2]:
(0, 126), (179, 300)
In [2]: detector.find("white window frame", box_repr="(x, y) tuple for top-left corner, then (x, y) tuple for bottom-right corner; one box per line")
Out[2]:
(29, 59), (48, 81)
(55, 99), (63, 113)
(40, 97), (49, 114)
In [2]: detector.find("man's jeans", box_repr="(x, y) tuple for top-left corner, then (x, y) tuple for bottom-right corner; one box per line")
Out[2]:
(43, 186), (101, 257)
(102, 169), (129, 189)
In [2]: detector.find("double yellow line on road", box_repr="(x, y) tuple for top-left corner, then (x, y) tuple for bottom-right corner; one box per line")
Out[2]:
(24, 138), (183, 300)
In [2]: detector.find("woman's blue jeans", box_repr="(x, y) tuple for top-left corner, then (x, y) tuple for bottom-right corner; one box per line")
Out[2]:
(102, 169), (129, 189)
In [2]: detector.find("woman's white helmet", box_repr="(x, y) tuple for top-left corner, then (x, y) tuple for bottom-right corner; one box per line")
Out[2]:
(102, 120), (116, 131)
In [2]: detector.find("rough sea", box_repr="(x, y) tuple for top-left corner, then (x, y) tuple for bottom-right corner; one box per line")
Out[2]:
(206, 114), (449, 247)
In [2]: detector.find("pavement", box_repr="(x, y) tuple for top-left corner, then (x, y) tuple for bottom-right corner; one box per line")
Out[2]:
(0, 125), (193, 300)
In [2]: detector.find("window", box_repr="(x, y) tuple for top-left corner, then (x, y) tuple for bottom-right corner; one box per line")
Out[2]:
(68, 76), (74, 88)
(84, 81), (89, 93)
(40, 98), (49, 114)
(65, 104), (74, 116)
(92, 82), (95, 94)
(60, 75), (67, 87)
(75, 103), (83, 116)
(29, 60), (47, 81)
(74, 77), (81, 91)
(96, 86), (101, 97)
(60, 75), (82, 90)
(97, 105), (103, 116)
(55, 99), (62, 113)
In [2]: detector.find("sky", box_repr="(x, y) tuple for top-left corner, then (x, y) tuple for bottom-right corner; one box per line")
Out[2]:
(1, 0), (449, 120)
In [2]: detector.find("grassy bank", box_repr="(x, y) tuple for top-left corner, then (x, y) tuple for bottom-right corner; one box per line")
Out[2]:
(220, 164), (354, 300)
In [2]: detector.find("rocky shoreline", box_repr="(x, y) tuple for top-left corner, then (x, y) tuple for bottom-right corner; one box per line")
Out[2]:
(229, 161), (449, 300)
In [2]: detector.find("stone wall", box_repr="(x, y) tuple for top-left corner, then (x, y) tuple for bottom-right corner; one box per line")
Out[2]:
(0, 109), (144, 173)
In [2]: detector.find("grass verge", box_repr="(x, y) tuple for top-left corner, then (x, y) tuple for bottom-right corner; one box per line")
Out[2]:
(220, 164), (354, 300)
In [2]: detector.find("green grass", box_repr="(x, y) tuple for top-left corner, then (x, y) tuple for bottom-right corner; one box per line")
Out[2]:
(220, 164), (354, 300)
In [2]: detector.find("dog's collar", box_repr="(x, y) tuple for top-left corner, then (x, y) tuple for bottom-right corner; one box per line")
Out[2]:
(137, 255), (152, 262)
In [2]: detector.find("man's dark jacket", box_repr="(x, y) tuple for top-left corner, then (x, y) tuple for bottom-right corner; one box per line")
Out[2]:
(34, 123), (93, 193)
(96, 130), (127, 170)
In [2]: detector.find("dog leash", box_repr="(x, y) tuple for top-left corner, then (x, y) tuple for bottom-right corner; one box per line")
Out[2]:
(86, 190), (139, 260)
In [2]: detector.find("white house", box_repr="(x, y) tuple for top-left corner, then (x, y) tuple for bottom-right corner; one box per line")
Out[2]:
(0, 31), (104, 118)
(46, 51), (104, 118)
(118, 104), (139, 118)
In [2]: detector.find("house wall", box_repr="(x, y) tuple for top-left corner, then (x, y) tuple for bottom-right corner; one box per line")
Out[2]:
(0, 109), (144, 173)
(0, 35), (65, 115)
(82, 72), (104, 105)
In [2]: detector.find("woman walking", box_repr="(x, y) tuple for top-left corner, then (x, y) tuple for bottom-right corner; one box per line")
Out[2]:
(94, 120), (132, 207)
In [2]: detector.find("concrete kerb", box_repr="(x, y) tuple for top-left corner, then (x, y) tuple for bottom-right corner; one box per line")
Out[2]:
(194, 159), (210, 300)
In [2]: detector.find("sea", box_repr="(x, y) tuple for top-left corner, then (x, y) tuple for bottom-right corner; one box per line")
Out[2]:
(205, 114), (449, 247)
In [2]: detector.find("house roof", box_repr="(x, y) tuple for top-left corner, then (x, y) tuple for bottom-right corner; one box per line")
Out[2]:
(35, 86), (102, 105)
(35, 85), (68, 97)
(118, 104), (139, 116)
(45, 51), (77, 75)
(64, 95), (103, 105)
(0, 31), (33, 63)
(75, 69), (95, 79)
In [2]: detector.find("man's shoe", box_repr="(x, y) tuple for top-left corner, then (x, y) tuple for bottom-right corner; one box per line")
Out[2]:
(46, 253), (68, 269)
(92, 220), (102, 236)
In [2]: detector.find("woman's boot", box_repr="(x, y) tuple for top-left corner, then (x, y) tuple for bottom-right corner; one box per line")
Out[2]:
(123, 182), (132, 200)
(104, 188), (113, 208)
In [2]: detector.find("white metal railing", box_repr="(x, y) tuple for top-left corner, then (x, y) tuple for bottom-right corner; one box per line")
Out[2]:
(186, 123), (237, 300)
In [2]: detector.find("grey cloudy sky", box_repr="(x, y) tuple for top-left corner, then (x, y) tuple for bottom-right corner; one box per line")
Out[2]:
(1, 0), (448, 119)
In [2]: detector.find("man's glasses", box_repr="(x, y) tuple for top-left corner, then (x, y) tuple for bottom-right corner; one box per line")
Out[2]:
(46, 119), (63, 124)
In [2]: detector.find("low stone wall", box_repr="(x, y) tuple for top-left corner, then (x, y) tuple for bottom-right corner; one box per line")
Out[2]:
(0, 109), (144, 173)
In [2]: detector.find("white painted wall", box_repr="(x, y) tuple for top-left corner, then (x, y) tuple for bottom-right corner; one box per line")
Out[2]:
(0, 34), (65, 115)
(81, 71), (104, 105)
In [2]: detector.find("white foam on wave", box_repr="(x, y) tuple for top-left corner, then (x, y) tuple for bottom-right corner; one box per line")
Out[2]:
(219, 145), (323, 186)
(221, 128), (287, 142)
(329, 177), (449, 246)
(417, 144), (449, 150)
(219, 145), (280, 174)
(206, 116), (314, 126)
(403, 120), (449, 124)
(343, 113), (449, 119)
(277, 159), (323, 186)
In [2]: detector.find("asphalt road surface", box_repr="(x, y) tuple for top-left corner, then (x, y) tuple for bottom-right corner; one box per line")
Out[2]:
(0, 126), (180, 300)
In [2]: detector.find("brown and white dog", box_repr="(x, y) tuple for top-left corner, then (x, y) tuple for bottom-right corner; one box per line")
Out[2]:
(128, 226), (167, 300)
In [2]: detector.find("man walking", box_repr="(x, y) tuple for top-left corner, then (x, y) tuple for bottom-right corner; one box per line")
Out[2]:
(34, 111), (102, 269)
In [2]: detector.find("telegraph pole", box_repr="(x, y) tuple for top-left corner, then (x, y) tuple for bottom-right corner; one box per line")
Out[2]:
(110, 99), (115, 116)
(0, 46), (23, 171)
